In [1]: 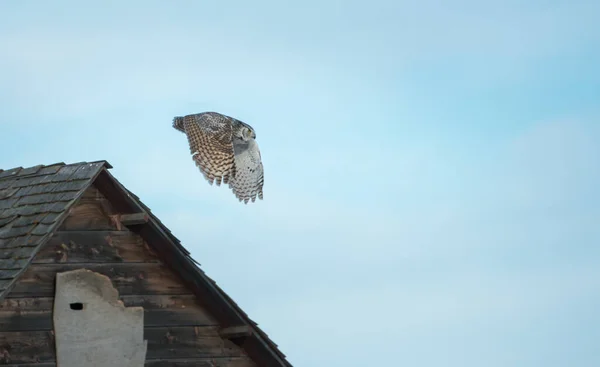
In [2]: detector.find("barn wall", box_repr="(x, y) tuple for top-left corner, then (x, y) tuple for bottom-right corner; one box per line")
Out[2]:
(0, 185), (255, 367)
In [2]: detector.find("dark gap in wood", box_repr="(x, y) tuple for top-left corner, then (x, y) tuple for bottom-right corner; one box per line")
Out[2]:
(69, 302), (83, 310)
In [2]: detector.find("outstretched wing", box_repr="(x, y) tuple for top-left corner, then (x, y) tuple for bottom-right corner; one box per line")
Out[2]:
(181, 113), (236, 186)
(229, 139), (264, 204)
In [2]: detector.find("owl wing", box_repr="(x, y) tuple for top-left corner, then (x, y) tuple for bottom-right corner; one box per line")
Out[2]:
(182, 113), (236, 186)
(229, 139), (264, 204)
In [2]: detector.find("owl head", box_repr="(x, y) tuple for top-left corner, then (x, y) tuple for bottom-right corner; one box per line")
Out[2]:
(236, 121), (256, 141)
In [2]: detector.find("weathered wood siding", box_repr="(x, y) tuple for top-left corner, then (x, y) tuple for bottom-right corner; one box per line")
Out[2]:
(0, 185), (255, 367)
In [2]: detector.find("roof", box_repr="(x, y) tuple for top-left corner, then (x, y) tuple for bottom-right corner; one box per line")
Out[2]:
(0, 160), (291, 367)
(0, 161), (110, 293)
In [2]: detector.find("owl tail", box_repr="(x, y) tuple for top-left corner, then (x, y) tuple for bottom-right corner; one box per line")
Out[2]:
(172, 116), (185, 133)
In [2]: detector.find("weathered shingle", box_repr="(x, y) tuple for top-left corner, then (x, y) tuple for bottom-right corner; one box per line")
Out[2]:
(0, 216), (16, 228)
(0, 246), (33, 259)
(0, 179), (17, 190)
(36, 164), (64, 176)
(0, 187), (19, 200)
(0, 258), (29, 270)
(70, 163), (105, 180)
(49, 164), (83, 182)
(53, 180), (89, 192)
(40, 212), (61, 224)
(0, 160), (108, 293)
(12, 175), (48, 188)
(13, 186), (34, 198)
(0, 208), (18, 219)
(0, 280), (11, 291)
(0, 167), (21, 179)
(17, 165), (43, 177)
(0, 269), (20, 279)
(0, 198), (18, 210)
(0, 224), (35, 239)
(12, 213), (47, 227)
(30, 223), (55, 236)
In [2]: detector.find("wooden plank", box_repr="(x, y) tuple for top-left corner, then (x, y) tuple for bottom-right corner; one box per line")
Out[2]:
(120, 213), (149, 226)
(0, 330), (55, 364)
(0, 327), (246, 364)
(59, 186), (119, 231)
(0, 310), (50, 332)
(145, 357), (255, 367)
(79, 184), (107, 200)
(0, 295), (218, 331)
(34, 231), (158, 264)
(145, 326), (246, 359)
(0, 297), (53, 311)
(7, 263), (189, 298)
(221, 326), (254, 339)
(0, 359), (255, 367)
(123, 295), (219, 327)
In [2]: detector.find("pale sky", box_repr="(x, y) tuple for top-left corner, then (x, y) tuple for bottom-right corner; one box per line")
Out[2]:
(1, 1), (599, 366)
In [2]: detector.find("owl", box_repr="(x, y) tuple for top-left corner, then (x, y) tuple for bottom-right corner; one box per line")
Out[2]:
(172, 112), (264, 204)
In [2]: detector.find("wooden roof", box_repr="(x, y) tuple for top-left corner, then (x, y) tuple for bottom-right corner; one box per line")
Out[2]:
(0, 161), (291, 367)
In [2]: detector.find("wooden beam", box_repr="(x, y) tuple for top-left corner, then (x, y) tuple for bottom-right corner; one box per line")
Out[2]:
(120, 213), (149, 226)
(0, 327), (246, 364)
(8, 263), (190, 298)
(220, 325), (253, 339)
(34, 231), (158, 264)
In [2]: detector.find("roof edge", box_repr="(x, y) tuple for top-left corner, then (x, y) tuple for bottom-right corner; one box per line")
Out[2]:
(91, 168), (292, 367)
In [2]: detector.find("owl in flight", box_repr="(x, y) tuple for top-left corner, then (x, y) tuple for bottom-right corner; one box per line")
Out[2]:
(172, 112), (264, 204)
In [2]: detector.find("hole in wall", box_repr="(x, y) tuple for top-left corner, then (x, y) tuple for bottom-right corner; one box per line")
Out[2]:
(70, 302), (84, 310)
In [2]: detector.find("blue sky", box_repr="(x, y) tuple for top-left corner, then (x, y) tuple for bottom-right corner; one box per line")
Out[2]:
(1, 1), (599, 366)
